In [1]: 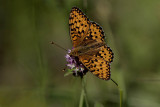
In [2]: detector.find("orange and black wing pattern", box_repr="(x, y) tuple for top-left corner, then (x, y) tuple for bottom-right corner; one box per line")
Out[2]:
(84, 22), (105, 42)
(69, 7), (90, 47)
(79, 54), (111, 80)
(79, 46), (114, 80)
(95, 45), (114, 63)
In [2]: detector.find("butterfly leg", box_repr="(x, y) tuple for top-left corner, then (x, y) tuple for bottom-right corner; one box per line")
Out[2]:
(111, 78), (118, 86)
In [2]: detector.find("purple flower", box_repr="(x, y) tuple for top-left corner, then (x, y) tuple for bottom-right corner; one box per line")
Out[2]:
(65, 49), (88, 77)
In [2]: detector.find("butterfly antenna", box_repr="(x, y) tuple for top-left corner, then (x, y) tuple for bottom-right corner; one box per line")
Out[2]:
(111, 78), (118, 87)
(50, 41), (68, 51)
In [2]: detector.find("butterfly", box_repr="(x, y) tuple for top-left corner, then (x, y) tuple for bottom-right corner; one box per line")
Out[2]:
(68, 7), (114, 80)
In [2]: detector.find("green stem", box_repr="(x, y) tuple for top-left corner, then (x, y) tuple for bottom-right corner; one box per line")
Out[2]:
(79, 87), (84, 107)
(119, 88), (123, 107)
(82, 78), (89, 107)
(79, 77), (89, 107)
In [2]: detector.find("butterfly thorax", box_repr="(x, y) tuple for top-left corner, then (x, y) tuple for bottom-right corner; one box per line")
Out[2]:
(70, 41), (105, 57)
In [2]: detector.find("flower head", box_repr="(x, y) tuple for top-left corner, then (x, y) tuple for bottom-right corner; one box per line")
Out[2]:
(65, 49), (88, 77)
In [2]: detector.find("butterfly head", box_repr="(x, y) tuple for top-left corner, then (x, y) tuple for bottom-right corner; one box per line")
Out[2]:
(69, 48), (82, 57)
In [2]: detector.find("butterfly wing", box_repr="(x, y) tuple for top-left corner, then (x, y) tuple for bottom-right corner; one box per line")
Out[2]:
(79, 54), (111, 80)
(69, 7), (106, 47)
(85, 22), (105, 42)
(69, 7), (90, 47)
(94, 45), (114, 63)
(79, 45), (113, 80)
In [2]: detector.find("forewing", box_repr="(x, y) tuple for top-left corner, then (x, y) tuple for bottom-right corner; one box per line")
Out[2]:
(79, 55), (111, 80)
(83, 22), (105, 42)
(69, 7), (90, 47)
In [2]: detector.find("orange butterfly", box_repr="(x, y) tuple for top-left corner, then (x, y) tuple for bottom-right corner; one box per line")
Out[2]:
(67, 7), (114, 80)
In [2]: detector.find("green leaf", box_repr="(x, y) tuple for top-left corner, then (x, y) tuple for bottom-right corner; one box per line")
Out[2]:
(64, 69), (74, 77)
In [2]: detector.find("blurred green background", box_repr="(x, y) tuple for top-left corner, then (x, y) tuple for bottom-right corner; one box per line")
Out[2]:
(1, 0), (160, 107)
